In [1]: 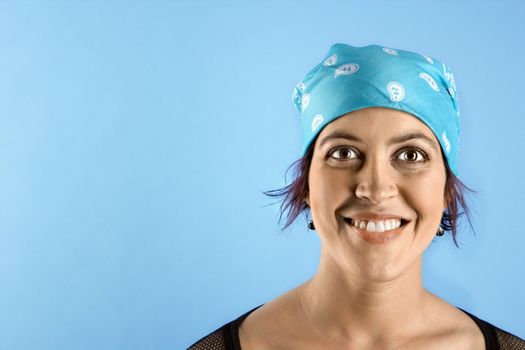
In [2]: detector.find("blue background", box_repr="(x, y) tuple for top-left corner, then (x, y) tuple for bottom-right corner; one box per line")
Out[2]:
(1, 1), (524, 349)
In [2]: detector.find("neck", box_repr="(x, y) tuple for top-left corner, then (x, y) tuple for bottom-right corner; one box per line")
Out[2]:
(297, 246), (430, 341)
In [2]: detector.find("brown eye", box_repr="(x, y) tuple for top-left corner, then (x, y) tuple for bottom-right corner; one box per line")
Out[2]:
(398, 148), (427, 163)
(329, 146), (356, 160)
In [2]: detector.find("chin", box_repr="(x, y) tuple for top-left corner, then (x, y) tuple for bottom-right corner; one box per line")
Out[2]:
(343, 258), (411, 283)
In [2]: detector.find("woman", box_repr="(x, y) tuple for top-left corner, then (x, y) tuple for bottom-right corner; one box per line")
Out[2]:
(188, 44), (525, 349)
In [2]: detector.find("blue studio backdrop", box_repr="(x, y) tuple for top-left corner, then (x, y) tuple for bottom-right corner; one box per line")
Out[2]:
(1, 1), (524, 349)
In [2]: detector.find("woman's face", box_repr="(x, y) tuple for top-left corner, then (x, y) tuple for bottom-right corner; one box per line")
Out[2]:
(306, 107), (448, 282)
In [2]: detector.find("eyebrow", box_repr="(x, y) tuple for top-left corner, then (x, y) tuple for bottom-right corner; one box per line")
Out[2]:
(318, 129), (439, 151)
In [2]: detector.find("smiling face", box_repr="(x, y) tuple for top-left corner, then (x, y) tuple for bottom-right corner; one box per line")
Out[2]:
(306, 107), (448, 282)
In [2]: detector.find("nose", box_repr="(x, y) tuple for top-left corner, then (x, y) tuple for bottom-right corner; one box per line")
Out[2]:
(354, 155), (398, 205)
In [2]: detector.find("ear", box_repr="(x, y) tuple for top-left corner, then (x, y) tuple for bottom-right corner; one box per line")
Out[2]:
(443, 190), (451, 213)
(305, 194), (310, 207)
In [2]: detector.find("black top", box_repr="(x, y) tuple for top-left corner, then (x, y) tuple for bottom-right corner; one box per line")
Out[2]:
(188, 304), (525, 350)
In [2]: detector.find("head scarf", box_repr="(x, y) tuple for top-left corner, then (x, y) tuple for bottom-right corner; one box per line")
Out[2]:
(292, 43), (461, 176)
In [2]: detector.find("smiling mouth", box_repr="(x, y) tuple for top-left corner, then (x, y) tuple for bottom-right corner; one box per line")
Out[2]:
(343, 217), (410, 244)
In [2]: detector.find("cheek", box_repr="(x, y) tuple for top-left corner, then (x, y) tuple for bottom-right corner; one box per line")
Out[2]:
(308, 169), (349, 234)
(404, 170), (447, 223)
(309, 167), (349, 209)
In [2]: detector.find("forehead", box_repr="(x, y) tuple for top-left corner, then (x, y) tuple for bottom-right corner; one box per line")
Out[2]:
(317, 107), (439, 145)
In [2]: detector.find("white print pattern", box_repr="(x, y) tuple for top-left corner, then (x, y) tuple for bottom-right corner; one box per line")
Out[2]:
(291, 81), (305, 102)
(442, 63), (457, 92)
(419, 72), (439, 92)
(383, 48), (399, 56)
(442, 131), (451, 154)
(334, 63), (359, 78)
(387, 82), (405, 102)
(448, 87), (456, 98)
(323, 54), (337, 66)
(291, 89), (298, 102)
(311, 114), (324, 132)
(422, 54), (434, 64)
(301, 94), (311, 112)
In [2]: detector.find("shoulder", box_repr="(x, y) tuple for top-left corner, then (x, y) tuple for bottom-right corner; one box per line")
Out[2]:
(461, 309), (525, 350)
(187, 306), (263, 350)
(187, 326), (229, 350)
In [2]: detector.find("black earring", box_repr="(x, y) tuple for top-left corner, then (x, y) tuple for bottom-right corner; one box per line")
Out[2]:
(308, 220), (315, 230)
(436, 225), (445, 236)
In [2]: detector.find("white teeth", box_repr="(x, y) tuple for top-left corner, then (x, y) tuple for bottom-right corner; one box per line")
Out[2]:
(350, 218), (402, 233)
(389, 219), (397, 229)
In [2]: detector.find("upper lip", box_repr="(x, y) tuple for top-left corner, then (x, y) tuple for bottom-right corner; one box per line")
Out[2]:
(343, 212), (410, 222)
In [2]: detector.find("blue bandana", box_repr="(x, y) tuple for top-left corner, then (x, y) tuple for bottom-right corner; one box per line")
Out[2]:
(292, 43), (461, 176)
